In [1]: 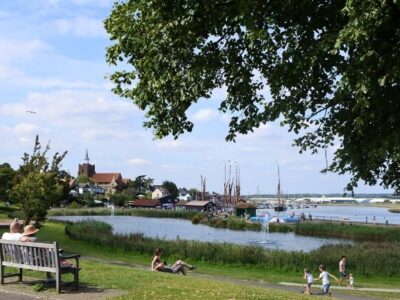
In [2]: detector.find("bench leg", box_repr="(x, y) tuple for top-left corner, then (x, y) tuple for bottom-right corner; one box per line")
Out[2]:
(0, 265), (3, 284)
(74, 270), (79, 290)
(19, 268), (22, 282)
(56, 270), (61, 293)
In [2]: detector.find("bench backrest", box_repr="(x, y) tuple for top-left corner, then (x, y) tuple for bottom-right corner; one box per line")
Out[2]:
(0, 240), (60, 272)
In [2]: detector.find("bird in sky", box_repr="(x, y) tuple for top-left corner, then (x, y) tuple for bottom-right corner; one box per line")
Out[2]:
(26, 110), (37, 114)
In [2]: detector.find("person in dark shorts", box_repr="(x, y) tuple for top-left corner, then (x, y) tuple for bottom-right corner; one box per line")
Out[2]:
(338, 256), (347, 286)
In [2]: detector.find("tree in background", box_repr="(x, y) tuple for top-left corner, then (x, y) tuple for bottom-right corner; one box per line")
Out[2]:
(162, 180), (179, 199)
(105, 1), (400, 194)
(188, 188), (200, 201)
(110, 193), (131, 207)
(127, 175), (154, 198)
(76, 174), (93, 184)
(10, 135), (68, 225)
(0, 163), (15, 204)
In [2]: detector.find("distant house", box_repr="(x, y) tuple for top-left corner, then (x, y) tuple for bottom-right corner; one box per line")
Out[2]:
(91, 173), (124, 195)
(175, 200), (187, 211)
(152, 186), (170, 199)
(177, 189), (192, 201)
(129, 199), (160, 208)
(177, 191), (191, 201)
(158, 195), (177, 205)
(185, 200), (215, 212)
(77, 183), (105, 195)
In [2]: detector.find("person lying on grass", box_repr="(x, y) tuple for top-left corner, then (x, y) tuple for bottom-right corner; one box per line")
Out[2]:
(151, 248), (196, 275)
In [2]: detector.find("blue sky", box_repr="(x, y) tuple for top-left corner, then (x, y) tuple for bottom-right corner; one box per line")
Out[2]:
(0, 0), (392, 195)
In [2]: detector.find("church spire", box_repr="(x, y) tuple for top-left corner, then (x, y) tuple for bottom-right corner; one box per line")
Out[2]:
(84, 149), (90, 164)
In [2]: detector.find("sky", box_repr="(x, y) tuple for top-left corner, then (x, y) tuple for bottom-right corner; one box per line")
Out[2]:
(0, 0), (393, 195)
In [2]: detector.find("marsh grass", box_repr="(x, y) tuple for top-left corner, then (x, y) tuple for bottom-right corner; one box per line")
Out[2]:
(295, 222), (400, 242)
(49, 208), (197, 219)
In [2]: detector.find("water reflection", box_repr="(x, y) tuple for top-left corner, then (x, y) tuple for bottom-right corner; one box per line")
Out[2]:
(51, 215), (351, 252)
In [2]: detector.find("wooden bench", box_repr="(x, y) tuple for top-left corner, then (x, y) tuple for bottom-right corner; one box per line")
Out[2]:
(0, 240), (80, 293)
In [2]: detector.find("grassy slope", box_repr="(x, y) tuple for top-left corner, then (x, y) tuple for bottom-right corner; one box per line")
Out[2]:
(36, 223), (400, 288)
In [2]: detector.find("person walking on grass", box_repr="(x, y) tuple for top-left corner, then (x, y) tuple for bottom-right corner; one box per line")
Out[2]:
(303, 268), (314, 295)
(338, 256), (347, 286)
(314, 264), (338, 297)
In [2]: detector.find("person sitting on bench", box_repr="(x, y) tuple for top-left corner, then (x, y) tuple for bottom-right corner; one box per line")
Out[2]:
(151, 248), (196, 275)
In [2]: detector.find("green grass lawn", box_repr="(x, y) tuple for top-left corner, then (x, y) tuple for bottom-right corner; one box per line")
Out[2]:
(2, 218), (400, 299)
(37, 223), (400, 287)
(78, 260), (321, 300)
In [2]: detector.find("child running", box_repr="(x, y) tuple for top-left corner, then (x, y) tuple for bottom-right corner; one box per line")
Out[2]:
(314, 264), (338, 297)
(303, 268), (314, 295)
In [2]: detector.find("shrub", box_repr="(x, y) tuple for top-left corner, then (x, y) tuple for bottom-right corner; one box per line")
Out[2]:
(191, 214), (202, 224)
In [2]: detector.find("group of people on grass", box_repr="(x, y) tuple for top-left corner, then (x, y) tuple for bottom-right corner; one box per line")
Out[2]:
(303, 255), (354, 296)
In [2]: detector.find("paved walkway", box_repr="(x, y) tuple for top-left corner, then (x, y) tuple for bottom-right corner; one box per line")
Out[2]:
(279, 282), (400, 293)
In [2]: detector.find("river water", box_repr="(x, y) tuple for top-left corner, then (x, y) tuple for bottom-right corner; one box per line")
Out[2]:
(51, 215), (351, 252)
(259, 205), (400, 224)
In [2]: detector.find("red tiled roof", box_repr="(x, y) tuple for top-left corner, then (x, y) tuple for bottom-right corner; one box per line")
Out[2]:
(91, 173), (122, 184)
(130, 199), (160, 207)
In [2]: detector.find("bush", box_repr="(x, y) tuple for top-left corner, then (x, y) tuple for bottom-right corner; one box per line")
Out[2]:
(191, 214), (202, 224)
(69, 201), (81, 209)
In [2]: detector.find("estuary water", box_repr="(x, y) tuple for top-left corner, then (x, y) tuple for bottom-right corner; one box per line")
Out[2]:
(259, 205), (400, 224)
(51, 215), (351, 252)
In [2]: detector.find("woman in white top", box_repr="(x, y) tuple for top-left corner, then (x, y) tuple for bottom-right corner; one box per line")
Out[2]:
(315, 264), (338, 295)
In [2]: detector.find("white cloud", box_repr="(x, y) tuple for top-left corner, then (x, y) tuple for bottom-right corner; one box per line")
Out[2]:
(50, 16), (105, 38)
(70, 0), (112, 7)
(14, 123), (40, 135)
(127, 158), (153, 166)
(156, 140), (185, 149)
(192, 108), (218, 122)
(0, 63), (21, 80)
(0, 38), (51, 62)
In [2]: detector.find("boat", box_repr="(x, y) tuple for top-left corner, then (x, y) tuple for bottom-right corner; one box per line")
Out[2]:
(273, 164), (287, 212)
(283, 215), (300, 223)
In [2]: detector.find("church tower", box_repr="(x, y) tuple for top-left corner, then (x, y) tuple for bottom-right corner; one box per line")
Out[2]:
(78, 149), (96, 177)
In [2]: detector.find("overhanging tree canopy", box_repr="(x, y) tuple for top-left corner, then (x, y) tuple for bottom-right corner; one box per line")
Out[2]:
(105, 0), (400, 193)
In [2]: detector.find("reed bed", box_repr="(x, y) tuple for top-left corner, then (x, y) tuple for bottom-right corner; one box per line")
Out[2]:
(65, 220), (400, 277)
(49, 207), (197, 219)
(294, 222), (400, 242)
